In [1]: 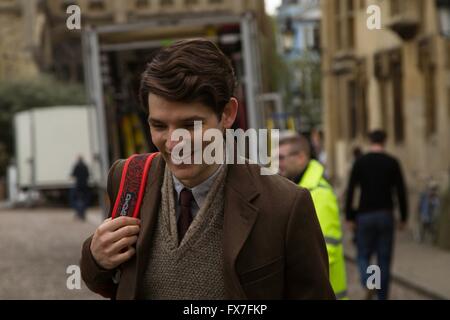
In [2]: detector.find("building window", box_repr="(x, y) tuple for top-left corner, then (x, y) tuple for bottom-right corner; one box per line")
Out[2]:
(334, 0), (355, 51)
(347, 0), (355, 48)
(334, 1), (342, 50)
(61, 0), (76, 12)
(418, 39), (437, 137)
(185, 0), (198, 5)
(348, 80), (357, 139)
(374, 49), (404, 142)
(313, 24), (320, 50)
(424, 67), (437, 137)
(135, 0), (149, 9)
(88, 0), (105, 10)
(356, 60), (368, 137)
(360, 80), (368, 136)
(347, 62), (368, 140)
(390, 0), (401, 16)
(391, 51), (404, 143)
(336, 77), (345, 139)
(359, 0), (366, 10)
(374, 52), (389, 131)
(160, 0), (174, 7)
(378, 80), (388, 131)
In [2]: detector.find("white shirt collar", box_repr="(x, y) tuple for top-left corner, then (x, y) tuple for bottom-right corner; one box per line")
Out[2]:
(172, 164), (223, 208)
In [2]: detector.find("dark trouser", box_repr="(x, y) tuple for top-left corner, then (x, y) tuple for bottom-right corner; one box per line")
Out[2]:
(356, 210), (394, 300)
(70, 188), (90, 220)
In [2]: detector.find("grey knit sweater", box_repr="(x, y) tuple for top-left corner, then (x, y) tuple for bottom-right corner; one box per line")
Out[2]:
(141, 165), (228, 299)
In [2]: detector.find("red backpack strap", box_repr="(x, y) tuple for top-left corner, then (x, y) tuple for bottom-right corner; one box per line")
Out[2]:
(111, 152), (159, 219)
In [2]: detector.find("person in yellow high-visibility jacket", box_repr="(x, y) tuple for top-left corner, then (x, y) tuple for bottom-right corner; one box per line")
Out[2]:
(279, 133), (348, 299)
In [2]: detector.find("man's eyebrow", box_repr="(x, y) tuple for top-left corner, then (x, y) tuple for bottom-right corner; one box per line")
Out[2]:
(181, 116), (207, 122)
(147, 117), (164, 124)
(147, 116), (207, 123)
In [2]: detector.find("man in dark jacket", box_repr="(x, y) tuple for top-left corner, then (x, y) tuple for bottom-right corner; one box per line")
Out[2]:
(80, 39), (335, 300)
(71, 156), (90, 221)
(345, 130), (408, 300)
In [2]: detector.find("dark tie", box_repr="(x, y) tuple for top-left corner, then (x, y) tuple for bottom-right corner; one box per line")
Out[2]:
(178, 188), (194, 243)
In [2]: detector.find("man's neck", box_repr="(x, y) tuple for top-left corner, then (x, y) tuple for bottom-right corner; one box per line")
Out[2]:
(370, 144), (385, 153)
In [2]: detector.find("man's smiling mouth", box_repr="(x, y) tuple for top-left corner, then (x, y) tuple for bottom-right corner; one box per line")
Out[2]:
(167, 147), (202, 164)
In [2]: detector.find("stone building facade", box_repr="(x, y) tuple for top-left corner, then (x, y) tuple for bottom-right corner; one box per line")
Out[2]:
(321, 0), (450, 209)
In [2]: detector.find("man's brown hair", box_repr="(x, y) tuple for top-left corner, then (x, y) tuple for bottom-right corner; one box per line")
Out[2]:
(139, 38), (237, 118)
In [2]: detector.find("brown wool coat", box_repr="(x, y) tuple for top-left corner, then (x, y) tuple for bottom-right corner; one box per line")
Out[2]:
(80, 154), (336, 300)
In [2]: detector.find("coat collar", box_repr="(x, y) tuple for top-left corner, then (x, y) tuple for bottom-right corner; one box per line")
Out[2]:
(132, 154), (260, 299)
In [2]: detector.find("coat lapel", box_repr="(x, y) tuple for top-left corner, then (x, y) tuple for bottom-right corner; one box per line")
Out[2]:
(223, 163), (260, 299)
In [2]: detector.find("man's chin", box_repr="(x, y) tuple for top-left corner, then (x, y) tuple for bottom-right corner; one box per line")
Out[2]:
(167, 161), (197, 179)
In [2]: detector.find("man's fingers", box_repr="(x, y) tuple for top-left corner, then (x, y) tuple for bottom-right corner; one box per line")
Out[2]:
(109, 216), (141, 231)
(111, 247), (136, 265)
(108, 225), (140, 243)
(108, 235), (138, 255)
(98, 216), (140, 234)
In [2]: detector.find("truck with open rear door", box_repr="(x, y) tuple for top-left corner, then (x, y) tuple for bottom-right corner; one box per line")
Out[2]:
(13, 106), (101, 205)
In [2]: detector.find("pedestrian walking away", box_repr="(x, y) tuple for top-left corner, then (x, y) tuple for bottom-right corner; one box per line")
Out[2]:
(345, 129), (408, 300)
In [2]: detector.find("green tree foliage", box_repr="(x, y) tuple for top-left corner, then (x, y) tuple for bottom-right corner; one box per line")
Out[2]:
(0, 74), (86, 177)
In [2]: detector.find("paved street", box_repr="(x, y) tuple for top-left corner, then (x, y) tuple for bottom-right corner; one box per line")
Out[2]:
(0, 207), (439, 300)
(0, 207), (104, 299)
(343, 223), (450, 300)
(345, 256), (430, 300)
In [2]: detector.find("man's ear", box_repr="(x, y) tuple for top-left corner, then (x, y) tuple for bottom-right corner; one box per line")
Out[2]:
(221, 97), (238, 129)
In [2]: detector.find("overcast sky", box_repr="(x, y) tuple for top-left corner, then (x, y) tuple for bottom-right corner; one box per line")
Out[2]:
(265, 0), (282, 16)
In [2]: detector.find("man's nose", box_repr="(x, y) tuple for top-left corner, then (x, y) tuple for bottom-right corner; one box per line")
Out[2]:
(165, 132), (179, 153)
(165, 128), (190, 153)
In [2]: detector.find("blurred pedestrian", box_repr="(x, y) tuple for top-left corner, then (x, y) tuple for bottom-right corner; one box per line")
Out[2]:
(80, 39), (335, 300)
(417, 179), (440, 243)
(345, 130), (408, 300)
(70, 156), (90, 221)
(279, 133), (348, 300)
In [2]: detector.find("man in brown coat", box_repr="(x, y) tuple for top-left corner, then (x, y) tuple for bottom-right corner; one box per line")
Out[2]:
(80, 39), (335, 300)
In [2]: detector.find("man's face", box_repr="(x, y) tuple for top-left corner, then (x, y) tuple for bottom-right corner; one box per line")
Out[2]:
(148, 94), (237, 187)
(278, 144), (306, 180)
